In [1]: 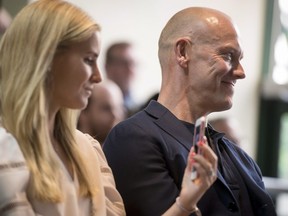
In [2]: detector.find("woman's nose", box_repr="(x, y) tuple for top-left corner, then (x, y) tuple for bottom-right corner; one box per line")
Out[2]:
(91, 67), (102, 83)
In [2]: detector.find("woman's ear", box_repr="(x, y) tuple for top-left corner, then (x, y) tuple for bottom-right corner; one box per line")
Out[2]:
(175, 37), (192, 68)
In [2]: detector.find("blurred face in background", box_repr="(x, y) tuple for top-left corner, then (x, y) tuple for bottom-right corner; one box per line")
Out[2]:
(105, 45), (137, 97)
(78, 80), (126, 144)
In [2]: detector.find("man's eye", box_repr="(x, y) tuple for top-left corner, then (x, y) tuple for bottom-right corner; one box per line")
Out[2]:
(222, 53), (233, 62)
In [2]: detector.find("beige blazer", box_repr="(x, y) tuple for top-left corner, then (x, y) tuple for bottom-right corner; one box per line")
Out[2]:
(0, 128), (125, 216)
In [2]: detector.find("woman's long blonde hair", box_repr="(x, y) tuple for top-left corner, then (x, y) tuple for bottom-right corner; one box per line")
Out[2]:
(0, 0), (100, 202)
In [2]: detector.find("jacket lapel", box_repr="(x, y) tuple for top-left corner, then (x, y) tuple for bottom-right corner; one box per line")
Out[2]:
(144, 101), (193, 151)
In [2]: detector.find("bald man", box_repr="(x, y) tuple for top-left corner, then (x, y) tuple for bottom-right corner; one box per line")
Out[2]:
(103, 7), (276, 216)
(78, 80), (126, 145)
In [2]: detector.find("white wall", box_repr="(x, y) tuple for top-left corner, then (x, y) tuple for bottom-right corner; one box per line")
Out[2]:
(62, 0), (266, 158)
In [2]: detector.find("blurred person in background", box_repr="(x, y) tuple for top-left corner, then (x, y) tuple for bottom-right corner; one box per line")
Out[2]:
(209, 116), (243, 146)
(105, 42), (139, 115)
(78, 79), (126, 145)
(0, 5), (12, 36)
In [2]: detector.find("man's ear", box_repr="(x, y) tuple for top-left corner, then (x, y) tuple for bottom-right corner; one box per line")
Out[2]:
(175, 37), (192, 68)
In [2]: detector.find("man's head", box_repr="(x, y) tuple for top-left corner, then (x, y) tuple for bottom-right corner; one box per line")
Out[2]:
(78, 80), (126, 144)
(157, 7), (245, 120)
(105, 42), (137, 98)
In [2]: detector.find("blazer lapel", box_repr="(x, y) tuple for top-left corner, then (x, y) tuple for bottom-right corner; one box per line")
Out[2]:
(145, 101), (193, 151)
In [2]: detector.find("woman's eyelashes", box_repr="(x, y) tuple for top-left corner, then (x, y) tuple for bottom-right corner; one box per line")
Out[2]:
(84, 56), (97, 66)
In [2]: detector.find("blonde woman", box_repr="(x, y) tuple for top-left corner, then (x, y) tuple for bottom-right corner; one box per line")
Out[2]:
(0, 0), (125, 215)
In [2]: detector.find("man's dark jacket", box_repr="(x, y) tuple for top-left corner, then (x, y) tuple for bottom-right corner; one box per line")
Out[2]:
(103, 101), (276, 216)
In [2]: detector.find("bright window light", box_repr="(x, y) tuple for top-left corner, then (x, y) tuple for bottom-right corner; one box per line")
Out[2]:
(272, 65), (288, 85)
(274, 33), (288, 66)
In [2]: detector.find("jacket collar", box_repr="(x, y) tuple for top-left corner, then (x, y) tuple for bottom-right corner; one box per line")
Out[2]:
(144, 100), (194, 151)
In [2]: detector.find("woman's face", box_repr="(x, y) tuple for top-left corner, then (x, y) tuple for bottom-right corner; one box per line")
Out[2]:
(49, 32), (102, 112)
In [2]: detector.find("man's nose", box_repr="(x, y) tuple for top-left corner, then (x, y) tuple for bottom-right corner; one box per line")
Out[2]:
(234, 63), (245, 79)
